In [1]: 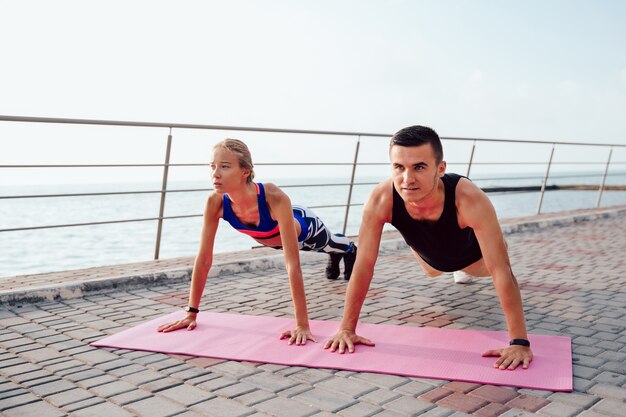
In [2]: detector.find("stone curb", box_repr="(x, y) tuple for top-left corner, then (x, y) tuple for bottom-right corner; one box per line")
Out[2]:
(2, 206), (625, 305)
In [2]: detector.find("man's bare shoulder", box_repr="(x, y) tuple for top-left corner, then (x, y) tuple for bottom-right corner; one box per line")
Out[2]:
(364, 178), (393, 223)
(456, 177), (497, 227)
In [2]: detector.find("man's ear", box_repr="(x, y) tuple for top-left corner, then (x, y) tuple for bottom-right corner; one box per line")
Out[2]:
(438, 160), (447, 177)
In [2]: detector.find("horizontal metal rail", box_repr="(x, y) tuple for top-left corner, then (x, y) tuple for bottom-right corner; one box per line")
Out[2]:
(3, 115), (626, 147)
(5, 171), (625, 200)
(2, 161), (625, 170)
(0, 203), (365, 233)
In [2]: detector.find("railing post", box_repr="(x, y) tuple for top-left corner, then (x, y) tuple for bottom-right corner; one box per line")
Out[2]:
(466, 140), (476, 177)
(155, 128), (173, 259)
(342, 136), (361, 235)
(596, 146), (613, 208)
(536, 144), (555, 214)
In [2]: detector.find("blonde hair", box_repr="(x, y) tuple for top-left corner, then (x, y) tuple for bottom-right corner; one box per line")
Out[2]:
(213, 138), (255, 183)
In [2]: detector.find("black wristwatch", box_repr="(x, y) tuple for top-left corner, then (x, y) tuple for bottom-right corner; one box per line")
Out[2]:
(509, 338), (530, 347)
(184, 306), (200, 314)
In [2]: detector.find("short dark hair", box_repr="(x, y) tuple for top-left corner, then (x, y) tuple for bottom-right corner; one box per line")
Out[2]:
(390, 125), (443, 164)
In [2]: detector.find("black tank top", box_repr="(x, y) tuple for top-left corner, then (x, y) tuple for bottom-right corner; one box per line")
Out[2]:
(391, 173), (483, 272)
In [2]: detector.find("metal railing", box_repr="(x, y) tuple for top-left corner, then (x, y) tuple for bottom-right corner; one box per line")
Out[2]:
(2, 115), (625, 262)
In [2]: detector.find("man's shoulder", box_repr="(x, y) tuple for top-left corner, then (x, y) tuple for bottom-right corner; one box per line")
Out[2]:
(364, 178), (394, 222)
(370, 178), (393, 199)
(455, 175), (485, 199)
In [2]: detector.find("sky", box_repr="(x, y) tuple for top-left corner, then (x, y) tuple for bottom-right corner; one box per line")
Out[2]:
(1, 0), (626, 185)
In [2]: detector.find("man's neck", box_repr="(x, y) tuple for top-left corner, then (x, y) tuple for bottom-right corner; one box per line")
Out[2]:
(404, 178), (445, 221)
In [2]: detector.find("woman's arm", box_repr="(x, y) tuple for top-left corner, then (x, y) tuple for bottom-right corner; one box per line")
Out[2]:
(157, 193), (221, 332)
(264, 183), (314, 345)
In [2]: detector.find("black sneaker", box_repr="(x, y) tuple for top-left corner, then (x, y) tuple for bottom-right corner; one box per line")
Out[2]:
(325, 253), (342, 279)
(343, 245), (357, 280)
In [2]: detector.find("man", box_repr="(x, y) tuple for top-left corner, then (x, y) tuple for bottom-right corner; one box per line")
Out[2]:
(323, 125), (533, 370)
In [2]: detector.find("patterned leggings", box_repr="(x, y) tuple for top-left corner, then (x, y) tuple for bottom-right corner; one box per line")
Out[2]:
(292, 205), (354, 254)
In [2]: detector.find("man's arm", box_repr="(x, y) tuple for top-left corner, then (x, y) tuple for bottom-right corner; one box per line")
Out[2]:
(456, 178), (533, 369)
(324, 180), (391, 353)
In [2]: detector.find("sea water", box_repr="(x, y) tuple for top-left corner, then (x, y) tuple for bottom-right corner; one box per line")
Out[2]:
(1, 172), (625, 278)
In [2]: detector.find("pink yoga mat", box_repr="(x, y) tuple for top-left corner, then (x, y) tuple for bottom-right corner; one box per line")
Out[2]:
(92, 312), (572, 391)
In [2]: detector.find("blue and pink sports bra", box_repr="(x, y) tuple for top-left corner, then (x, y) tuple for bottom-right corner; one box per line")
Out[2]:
(222, 182), (307, 241)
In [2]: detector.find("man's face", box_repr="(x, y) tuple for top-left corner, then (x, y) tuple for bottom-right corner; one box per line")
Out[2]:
(390, 143), (446, 204)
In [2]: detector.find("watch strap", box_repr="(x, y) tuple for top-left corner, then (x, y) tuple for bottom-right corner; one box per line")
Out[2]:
(509, 338), (530, 347)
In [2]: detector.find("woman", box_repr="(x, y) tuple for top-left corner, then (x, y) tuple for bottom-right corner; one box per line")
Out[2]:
(157, 139), (357, 345)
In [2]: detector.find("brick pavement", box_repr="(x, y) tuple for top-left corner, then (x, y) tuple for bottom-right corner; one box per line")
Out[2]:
(1, 206), (626, 417)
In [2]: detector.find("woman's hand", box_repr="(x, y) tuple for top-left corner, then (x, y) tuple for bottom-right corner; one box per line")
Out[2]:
(156, 314), (197, 333)
(323, 329), (375, 353)
(482, 345), (533, 370)
(280, 326), (317, 345)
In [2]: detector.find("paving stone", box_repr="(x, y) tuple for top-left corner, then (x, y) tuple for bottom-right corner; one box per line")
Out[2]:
(577, 410), (615, 417)
(29, 378), (76, 396)
(337, 401), (383, 417)
(125, 396), (188, 417)
(474, 402), (511, 417)
(499, 409), (537, 417)
(211, 381), (256, 399)
(352, 373), (409, 390)
(243, 372), (298, 393)
(593, 371), (626, 385)
(419, 387), (454, 403)
(382, 396), (434, 415)
(588, 383), (626, 400)
(70, 401), (136, 417)
(288, 368), (334, 384)
(75, 374), (117, 389)
(443, 381), (481, 394)
(157, 383), (214, 406)
(212, 361), (262, 378)
(537, 401), (583, 417)
(436, 392), (488, 414)
(506, 395), (550, 413)
(0, 392), (40, 412)
(109, 389), (152, 406)
(192, 396), (256, 417)
(589, 398), (626, 417)
(469, 385), (518, 404)
(197, 375), (239, 391)
(2, 399), (66, 417)
(140, 376), (183, 393)
(548, 392), (600, 408)
(316, 377), (377, 398)
(235, 389), (276, 406)
(120, 369), (164, 386)
(89, 380), (136, 398)
(572, 377), (597, 392)
(294, 387), (358, 412)
(255, 396), (319, 417)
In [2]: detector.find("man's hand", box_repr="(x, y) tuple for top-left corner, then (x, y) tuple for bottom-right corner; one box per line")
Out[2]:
(323, 329), (375, 353)
(483, 345), (533, 370)
(156, 315), (197, 332)
(280, 326), (317, 346)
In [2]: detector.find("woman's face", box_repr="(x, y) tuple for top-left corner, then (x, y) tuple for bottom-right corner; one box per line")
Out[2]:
(210, 147), (250, 193)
